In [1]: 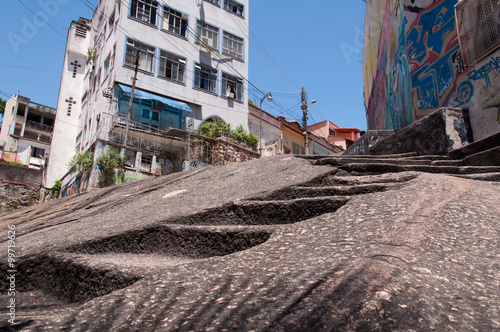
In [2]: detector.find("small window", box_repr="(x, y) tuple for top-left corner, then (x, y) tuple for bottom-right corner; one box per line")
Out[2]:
(108, 10), (115, 36)
(103, 54), (111, 80)
(151, 111), (160, 122)
(329, 129), (336, 136)
(196, 21), (219, 50)
(126, 38), (155, 73)
(141, 108), (151, 119)
(31, 147), (45, 159)
(222, 73), (243, 101)
(223, 31), (244, 60)
(159, 50), (186, 83)
(292, 143), (300, 155)
(204, 0), (220, 6)
(223, 0), (244, 17)
(130, 0), (158, 26)
(194, 63), (217, 93)
(163, 6), (187, 38)
(141, 155), (152, 165)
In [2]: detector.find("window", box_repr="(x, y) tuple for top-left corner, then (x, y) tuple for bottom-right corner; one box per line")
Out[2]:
(159, 50), (186, 83)
(141, 155), (152, 166)
(103, 54), (110, 80)
(141, 108), (151, 119)
(163, 6), (187, 38)
(222, 73), (243, 101)
(194, 63), (217, 93)
(224, 0), (244, 17)
(126, 38), (155, 73)
(130, 0), (158, 26)
(292, 142), (300, 155)
(151, 111), (160, 122)
(108, 10), (115, 37)
(223, 31), (244, 60)
(197, 21), (219, 50)
(329, 129), (336, 136)
(204, 0), (220, 6)
(31, 147), (45, 159)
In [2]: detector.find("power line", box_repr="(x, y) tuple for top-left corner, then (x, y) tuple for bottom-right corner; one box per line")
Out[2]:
(16, 0), (67, 39)
(0, 64), (60, 73)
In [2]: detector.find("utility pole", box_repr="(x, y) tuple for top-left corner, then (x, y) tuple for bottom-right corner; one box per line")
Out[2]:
(301, 87), (309, 155)
(124, 51), (140, 147)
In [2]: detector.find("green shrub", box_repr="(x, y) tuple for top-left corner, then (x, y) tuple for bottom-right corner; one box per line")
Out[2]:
(97, 149), (126, 186)
(68, 151), (94, 176)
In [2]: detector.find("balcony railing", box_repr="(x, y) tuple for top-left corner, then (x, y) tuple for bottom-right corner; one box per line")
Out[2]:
(22, 131), (52, 143)
(29, 101), (56, 115)
(25, 120), (54, 133)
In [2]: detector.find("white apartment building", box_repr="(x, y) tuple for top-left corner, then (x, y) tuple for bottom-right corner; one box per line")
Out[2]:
(45, 0), (249, 189)
(0, 94), (56, 169)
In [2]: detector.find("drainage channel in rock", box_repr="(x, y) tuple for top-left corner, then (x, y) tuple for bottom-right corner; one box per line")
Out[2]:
(162, 196), (350, 226)
(1, 254), (141, 304)
(64, 225), (272, 259)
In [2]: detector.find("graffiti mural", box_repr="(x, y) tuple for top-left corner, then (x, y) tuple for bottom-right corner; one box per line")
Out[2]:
(406, 0), (468, 118)
(364, 0), (500, 139)
(364, 0), (414, 130)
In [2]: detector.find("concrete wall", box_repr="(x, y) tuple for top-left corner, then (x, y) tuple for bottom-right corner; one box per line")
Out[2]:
(368, 108), (471, 155)
(363, 0), (500, 141)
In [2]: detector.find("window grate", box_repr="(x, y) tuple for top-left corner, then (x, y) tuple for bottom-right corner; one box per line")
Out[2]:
(159, 50), (186, 83)
(75, 25), (87, 38)
(456, 0), (500, 66)
(223, 31), (244, 60)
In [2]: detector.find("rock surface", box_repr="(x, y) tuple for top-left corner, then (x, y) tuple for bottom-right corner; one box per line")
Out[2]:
(0, 154), (499, 331)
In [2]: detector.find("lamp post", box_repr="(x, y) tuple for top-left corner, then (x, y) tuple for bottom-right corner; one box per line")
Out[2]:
(259, 92), (273, 158)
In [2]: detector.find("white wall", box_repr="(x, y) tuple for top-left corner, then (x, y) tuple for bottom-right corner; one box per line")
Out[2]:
(45, 20), (91, 187)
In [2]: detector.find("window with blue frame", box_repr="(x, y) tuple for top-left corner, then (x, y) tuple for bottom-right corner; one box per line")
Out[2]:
(118, 88), (185, 130)
(141, 108), (150, 119)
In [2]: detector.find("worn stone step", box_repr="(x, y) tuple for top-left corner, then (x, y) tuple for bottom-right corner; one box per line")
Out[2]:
(462, 146), (500, 167)
(161, 196), (350, 226)
(454, 172), (500, 182)
(431, 160), (463, 166)
(449, 132), (500, 160)
(250, 183), (403, 201)
(314, 157), (432, 167)
(339, 163), (500, 175)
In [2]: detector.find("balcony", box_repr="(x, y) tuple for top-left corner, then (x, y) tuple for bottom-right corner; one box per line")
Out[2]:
(22, 131), (52, 144)
(25, 120), (54, 133)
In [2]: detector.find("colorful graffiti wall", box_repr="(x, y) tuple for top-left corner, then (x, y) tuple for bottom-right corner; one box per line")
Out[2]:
(364, 0), (500, 139)
(363, 0), (414, 130)
(406, 0), (466, 118)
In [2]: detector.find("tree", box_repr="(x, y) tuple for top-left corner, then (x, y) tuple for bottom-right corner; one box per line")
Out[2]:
(198, 119), (258, 148)
(0, 97), (6, 114)
(68, 151), (94, 176)
(97, 149), (126, 185)
(198, 118), (231, 138)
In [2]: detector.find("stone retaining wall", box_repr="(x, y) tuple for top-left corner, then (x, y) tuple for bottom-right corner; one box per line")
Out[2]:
(0, 162), (43, 214)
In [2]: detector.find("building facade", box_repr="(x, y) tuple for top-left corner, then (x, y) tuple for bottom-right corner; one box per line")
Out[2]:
(46, 0), (249, 189)
(308, 120), (361, 151)
(363, 0), (500, 141)
(0, 94), (56, 169)
(248, 104), (282, 157)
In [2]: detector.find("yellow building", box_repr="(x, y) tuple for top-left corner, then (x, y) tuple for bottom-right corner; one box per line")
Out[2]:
(278, 117), (310, 155)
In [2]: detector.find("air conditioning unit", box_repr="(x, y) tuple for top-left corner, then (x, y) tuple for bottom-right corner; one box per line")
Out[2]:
(200, 37), (213, 52)
(226, 84), (236, 99)
(153, 100), (165, 110)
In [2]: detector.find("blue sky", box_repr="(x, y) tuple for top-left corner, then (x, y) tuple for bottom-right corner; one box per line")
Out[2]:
(0, 1), (367, 130)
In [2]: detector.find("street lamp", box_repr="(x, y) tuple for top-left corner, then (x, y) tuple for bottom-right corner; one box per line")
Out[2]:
(259, 92), (273, 157)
